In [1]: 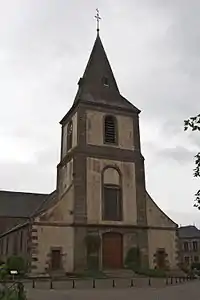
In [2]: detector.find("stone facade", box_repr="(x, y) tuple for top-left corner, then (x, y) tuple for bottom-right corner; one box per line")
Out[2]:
(0, 31), (179, 274)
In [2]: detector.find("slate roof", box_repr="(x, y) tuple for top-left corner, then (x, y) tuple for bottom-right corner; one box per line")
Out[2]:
(60, 33), (140, 124)
(178, 225), (200, 238)
(75, 33), (140, 112)
(31, 190), (57, 217)
(0, 190), (48, 218)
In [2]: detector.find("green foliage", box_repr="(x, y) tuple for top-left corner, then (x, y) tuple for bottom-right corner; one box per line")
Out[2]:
(85, 235), (101, 254)
(133, 267), (166, 278)
(125, 247), (141, 269)
(0, 283), (27, 300)
(85, 235), (101, 271)
(0, 259), (5, 266)
(82, 269), (107, 279)
(0, 260), (27, 299)
(191, 262), (200, 270)
(0, 264), (8, 280)
(6, 256), (26, 275)
(184, 114), (200, 208)
(87, 255), (99, 270)
(0, 288), (17, 300)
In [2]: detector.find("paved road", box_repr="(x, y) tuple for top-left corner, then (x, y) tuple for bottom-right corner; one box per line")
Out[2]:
(27, 281), (200, 300)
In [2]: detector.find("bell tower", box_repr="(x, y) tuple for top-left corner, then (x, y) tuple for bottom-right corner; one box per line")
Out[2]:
(57, 28), (148, 270)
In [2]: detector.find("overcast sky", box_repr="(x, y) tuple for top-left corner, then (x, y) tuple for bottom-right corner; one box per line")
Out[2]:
(0, 0), (200, 227)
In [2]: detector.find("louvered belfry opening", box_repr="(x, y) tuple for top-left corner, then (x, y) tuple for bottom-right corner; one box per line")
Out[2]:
(104, 115), (117, 144)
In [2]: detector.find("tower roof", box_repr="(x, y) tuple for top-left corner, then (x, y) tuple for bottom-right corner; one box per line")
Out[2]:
(73, 33), (140, 113)
(81, 33), (119, 93)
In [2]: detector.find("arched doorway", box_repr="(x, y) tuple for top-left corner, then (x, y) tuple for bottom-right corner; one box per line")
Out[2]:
(102, 232), (123, 269)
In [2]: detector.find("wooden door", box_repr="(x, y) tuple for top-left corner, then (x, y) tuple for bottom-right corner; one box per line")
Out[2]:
(102, 232), (123, 269)
(156, 249), (166, 269)
(51, 249), (61, 270)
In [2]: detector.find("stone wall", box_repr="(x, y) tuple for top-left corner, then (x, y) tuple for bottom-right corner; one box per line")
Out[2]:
(61, 112), (78, 159)
(148, 229), (178, 269)
(87, 157), (137, 225)
(86, 110), (134, 150)
(31, 224), (74, 274)
(0, 223), (31, 268)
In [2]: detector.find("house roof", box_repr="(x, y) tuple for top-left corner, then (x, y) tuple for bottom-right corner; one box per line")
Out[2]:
(0, 190), (48, 218)
(178, 225), (200, 238)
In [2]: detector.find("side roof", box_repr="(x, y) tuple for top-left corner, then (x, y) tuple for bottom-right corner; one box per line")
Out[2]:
(178, 225), (200, 238)
(31, 190), (57, 217)
(0, 190), (48, 218)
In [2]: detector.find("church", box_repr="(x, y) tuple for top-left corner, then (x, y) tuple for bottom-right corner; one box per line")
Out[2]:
(0, 28), (179, 274)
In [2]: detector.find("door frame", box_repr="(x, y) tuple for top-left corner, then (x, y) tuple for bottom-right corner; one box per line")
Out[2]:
(50, 247), (62, 271)
(102, 232), (123, 269)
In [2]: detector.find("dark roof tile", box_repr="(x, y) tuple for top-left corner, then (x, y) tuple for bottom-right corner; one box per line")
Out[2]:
(31, 190), (57, 217)
(178, 225), (200, 238)
(0, 190), (48, 217)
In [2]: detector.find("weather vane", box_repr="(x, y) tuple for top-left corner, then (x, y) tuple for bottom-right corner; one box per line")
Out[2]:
(95, 8), (101, 32)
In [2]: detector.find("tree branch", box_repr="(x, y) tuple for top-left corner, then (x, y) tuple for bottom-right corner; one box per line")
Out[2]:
(184, 114), (200, 209)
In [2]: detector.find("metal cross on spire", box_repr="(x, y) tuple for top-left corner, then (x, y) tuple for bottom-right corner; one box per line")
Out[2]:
(95, 9), (101, 33)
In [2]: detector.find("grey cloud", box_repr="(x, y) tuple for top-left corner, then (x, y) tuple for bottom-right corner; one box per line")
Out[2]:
(166, 209), (200, 228)
(157, 146), (196, 164)
(0, 0), (200, 221)
(161, 119), (183, 137)
(35, 146), (60, 169)
(0, 162), (55, 193)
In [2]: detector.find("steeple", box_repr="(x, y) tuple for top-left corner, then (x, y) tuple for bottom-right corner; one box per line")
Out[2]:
(73, 32), (139, 113)
(71, 12), (140, 113)
(79, 32), (119, 93)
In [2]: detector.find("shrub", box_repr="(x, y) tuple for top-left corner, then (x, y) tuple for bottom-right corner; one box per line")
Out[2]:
(85, 235), (101, 254)
(87, 255), (99, 270)
(6, 256), (27, 275)
(191, 262), (200, 271)
(0, 264), (8, 280)
(0, 259), (5, 266)
(131, 267), (166, 278)
(125, 247), (141, 269)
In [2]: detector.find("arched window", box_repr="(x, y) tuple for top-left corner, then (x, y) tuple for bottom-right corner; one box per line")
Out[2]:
(102, 167), (122, 221)
(104, 115), (117, 144)
(67, 121), (73, 151)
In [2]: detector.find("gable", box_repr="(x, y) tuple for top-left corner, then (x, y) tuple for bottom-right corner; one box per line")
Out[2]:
(146, 192), (177, 228)
(34, 185), (73, 223)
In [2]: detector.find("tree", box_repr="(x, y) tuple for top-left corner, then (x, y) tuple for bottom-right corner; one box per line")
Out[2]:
(184, 114), (200, 208)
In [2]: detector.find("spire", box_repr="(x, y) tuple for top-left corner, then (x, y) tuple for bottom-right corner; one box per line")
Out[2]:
(72, 13), (140, 113)
(80, 33), (119, 93)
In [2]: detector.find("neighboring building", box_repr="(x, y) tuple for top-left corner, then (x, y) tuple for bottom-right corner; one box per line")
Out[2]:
(0, 30), (179, 274)
(178, 225), (200, 268)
